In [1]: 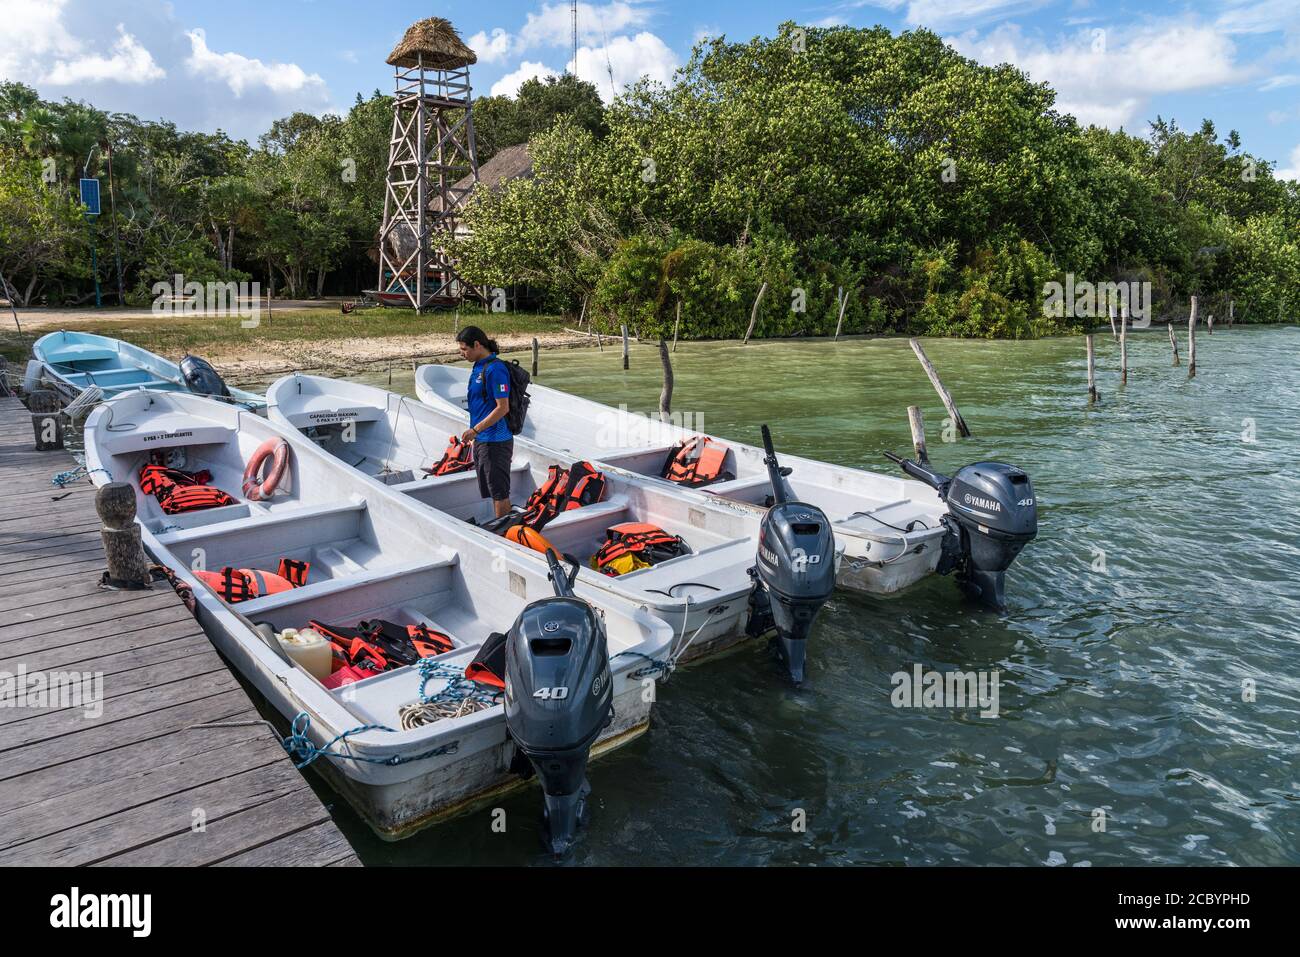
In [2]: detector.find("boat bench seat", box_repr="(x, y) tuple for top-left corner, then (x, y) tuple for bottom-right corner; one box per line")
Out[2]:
(698, 474), (772, 497)
(234, 554), (458, 617)
(543, 495), (629, 532)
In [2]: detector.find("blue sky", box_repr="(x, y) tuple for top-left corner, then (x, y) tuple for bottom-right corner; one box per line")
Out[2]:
(3, 0), (1298, 177)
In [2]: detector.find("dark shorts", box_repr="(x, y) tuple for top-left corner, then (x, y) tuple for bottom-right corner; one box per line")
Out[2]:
(475, 438), (513, 501)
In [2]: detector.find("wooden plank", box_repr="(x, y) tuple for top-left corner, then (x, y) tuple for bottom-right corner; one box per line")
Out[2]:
(0, 555), (108, 586)
(0, 601), (192, 655)
(0, 652), (229, 726)
(0, 722), (273, 819)
(215, 819), (359, 868)
(95, 789), (335, 867)
(0, 757), (296, 866)
(0, 589), (173, 642)
(0, 689), (250, 780)
(0, 669), (240, 752)
(0, 734), (286, 853)
(0, 630), (210, 682)
(0, 608), (197, 669)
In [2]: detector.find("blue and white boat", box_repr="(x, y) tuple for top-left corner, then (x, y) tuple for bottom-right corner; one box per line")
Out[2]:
(32, 330), (263, 408)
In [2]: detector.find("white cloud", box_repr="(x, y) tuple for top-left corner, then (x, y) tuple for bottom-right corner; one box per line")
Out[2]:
(469, 28), (515, 65)
(1259, 74), (1300, 91)
(45, 24), (165, 85)
(574, 31), (679, 101)
(185, 28), (327, 98)
(1216, 0), (1298, 36)
(949, 21), (1249, 129)
(1277, 144), (1300, 181)
(904, 0), (1048, 27)
(520, 2), (652, 49)
(490, 60), (561, 97)
(849, 0), (1047, 28)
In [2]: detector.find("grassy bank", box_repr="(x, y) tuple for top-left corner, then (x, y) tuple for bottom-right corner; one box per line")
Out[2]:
(0, 307), (575, 372)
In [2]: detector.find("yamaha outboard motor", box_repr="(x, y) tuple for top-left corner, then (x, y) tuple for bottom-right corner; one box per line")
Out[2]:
(746, 425), (836, 685)
(179, 354), (232, 399)
(504, 549), (613, 857)
(884, 452), (1037, 611)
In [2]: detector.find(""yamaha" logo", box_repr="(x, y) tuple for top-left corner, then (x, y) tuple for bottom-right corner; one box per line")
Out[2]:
(963, 493), (1002, 512)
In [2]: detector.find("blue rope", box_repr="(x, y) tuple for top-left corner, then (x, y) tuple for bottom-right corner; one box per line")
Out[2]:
(51, 466), (112, 488)
(612, 650), (673, 681)
(417, 660), (502, 708)
(281, 712), (459, 769)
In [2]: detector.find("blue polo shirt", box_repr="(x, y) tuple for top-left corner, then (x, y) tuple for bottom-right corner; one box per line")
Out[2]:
(468, 355), (511, 443)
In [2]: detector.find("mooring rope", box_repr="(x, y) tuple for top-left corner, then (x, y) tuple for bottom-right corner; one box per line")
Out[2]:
(279, 712), (459, 769)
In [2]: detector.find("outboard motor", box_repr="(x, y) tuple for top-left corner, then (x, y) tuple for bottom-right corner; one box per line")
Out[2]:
(504, 549), (613, 857)
(746, 425), (836, 685)
(179, 354), (232, 399)
(884, 452), (1037, 611)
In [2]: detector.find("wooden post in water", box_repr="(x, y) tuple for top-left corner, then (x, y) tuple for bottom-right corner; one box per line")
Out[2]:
(672, 300), (681, 353)
(908, 339), (971, 437)
(1108, 301), (1118, 340)
(531, 338), (539, 378)
(97, 483), (152, 589)
(621, 324), (629, 370)
(658, 340), (674, 422)
(28, 389), (63, 451)
(743, 281), (769, 345)
(1119, 302), (1128, 386)
(833, 286), (849, 341)
(1228, 299), (1234, 327)
(1086, 334), (1099, 404)
(1207, 312), (1214, 335)
(1168, 320), (1180, 366)
(907, 405), (929, 465)
(1188, 296), (1198, 379)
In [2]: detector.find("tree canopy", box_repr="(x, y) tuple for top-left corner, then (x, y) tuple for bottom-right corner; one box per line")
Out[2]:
(1, 22), (1296, 337)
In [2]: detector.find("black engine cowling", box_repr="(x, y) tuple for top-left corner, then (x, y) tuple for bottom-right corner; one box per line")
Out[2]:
(179, 354), (232, 399)
(885, 451), (1037, 611)
(504, 553), (613, 857)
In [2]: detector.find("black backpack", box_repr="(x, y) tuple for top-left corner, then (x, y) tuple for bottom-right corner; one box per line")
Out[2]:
(482, 358), (531, 435)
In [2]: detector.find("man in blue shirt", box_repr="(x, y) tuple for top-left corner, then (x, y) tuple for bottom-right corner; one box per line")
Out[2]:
(456, 326), (514, 519)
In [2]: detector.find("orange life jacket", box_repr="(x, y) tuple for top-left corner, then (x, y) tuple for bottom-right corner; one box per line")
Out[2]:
(310, 618), (452, 672)
(505, 524), (556, 554)
(593, 523), (689, 575)
(195, 557), (309, 603)
(661, 436), (732, 488)
(515, 461), (605, 531)
(426, 436), (475, 476)
(139, 462), (237, 514)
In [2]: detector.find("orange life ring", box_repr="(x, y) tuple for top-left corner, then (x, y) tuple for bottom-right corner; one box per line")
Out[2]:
(242, 438), (289, 501)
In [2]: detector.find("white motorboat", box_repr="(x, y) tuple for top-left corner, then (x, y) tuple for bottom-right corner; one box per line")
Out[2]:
(84, 390), (675, 848)
(415, 362), (1038, 609)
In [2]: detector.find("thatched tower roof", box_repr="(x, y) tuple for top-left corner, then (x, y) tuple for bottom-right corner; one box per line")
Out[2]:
(387, 17), (477, 69)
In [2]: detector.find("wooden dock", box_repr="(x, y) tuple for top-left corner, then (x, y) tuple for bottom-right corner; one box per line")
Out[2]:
(0, 395), (359, 866)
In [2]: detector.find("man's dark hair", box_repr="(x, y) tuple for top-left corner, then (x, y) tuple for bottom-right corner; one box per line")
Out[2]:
(457, 326), (500, 355)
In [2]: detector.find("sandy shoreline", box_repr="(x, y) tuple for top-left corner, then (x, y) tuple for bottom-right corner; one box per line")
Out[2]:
(210, 331), (598, 385)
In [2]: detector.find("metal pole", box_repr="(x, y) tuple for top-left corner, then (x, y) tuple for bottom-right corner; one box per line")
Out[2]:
(105, 139), (125, 305)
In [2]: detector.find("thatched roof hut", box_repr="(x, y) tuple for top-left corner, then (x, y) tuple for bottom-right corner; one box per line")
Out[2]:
(386, 17), (477, 69)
